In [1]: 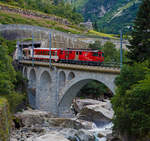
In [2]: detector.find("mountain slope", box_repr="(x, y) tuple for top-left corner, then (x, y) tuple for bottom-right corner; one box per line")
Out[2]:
(67, 0), (142, 34)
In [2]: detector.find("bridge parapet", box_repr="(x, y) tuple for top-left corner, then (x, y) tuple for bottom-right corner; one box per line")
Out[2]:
(19, 60), (120, 74)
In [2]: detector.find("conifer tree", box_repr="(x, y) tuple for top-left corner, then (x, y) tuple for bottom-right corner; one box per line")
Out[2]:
(127, 0), (150, 62)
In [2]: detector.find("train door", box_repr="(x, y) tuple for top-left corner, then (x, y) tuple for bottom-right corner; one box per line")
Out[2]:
(65, 51), (69, 60)
(75, 51), (79, 61)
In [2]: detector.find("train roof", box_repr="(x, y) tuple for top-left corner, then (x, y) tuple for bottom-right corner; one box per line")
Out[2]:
(34, 48), (60, 50)
(23, 47), (103, 52)
(23, 48), (60, 50)
(65, 48), (102, 52)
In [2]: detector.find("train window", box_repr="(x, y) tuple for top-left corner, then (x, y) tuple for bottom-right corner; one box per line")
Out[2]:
(23, 50), (26, 55)
(61, 51), (63, 54)
(76, 52), (78, 55)
(52, 52), (55, 55)
(93, 52), (98, 56)
(79, 52), (82, 55)
(102, 53), (104, 57)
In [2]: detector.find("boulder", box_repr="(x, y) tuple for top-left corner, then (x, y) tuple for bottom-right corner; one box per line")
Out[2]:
(60, 128), (95, 141)
(73, 98), (102, 113)
(14, 109), (54, 127)
(76, 129), (94, 141)
(47, 118), (96, 129)
(59, 128), (78, 141)
(73, 98), (113, 113)
(27, 132), (70, 141)
(78, 103), (114, 123)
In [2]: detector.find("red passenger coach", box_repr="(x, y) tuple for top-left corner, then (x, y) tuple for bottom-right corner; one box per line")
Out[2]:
(23, 48), (104, 65)
(23, 48), (61, 62)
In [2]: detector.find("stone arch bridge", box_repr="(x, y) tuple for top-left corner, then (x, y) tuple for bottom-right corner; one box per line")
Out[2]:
(20, 60), (120, 117)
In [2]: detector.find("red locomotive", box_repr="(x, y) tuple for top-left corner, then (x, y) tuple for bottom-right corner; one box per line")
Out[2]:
(23, 48), (104, 65)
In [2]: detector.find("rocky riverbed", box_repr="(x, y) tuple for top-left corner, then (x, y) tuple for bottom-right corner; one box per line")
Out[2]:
(10, 99), (121, 141)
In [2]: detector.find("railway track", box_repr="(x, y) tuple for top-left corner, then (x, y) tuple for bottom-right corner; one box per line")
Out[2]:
(19, 60), (120, 74)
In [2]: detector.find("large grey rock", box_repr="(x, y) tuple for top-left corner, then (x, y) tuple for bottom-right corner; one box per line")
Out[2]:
(60, 128), (95, 141)
(27, 132), (70, 141)
(76, 129), (94, 141)
(47, 118), (95, 129)
(73, 98), (113, 113)
(73, 98), (102, 113)
(78, 103), (114, 123)
(14, 109), (54, 127)
(59, 128), (78, 141)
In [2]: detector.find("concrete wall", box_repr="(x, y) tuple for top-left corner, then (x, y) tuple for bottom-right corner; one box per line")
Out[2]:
(0, 24), (128, 50)
(0, 24), (88, 49)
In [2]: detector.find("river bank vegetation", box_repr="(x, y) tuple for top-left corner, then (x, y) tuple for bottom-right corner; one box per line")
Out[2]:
(112, 0), (150, 140)
(0, 37), (27, 113)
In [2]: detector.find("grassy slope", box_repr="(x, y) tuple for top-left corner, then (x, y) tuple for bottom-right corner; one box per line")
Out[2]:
(0, 2), (119, 39)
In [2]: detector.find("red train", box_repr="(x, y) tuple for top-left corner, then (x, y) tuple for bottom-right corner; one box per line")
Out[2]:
(23, 48), (104, 65)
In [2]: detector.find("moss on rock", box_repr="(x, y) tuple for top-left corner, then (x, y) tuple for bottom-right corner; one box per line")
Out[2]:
(0, 98), (11, 141)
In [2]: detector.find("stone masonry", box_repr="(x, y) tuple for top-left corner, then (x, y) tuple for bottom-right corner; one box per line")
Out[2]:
(23, 65), (118, 117)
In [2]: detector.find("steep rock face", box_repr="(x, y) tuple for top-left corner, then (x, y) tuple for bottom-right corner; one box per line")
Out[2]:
(68, 0), (141, 33)
(80, 0), (117, 20)
(0, 98), (11, 141)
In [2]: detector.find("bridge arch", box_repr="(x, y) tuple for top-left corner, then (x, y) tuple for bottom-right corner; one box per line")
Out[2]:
(59, 71), (66, 90)
(58, 74), (116, 115)
(38, 71), (52, 110)
(29, 69), (36, 87)
(23, 67), (27, 78)
(68, 72), (75, 81)
(28, 69), (36, 108)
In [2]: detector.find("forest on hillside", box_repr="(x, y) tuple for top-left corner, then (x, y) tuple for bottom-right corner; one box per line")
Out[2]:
(67, 0), (142, 34)
(0, 0), (83, 24)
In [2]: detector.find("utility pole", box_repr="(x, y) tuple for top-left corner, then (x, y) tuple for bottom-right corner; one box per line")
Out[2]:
(49, 32), (52, 67)
(120, 30), (123, 68)
(17, 41), (20, 60)
(32, 32), (34, 67)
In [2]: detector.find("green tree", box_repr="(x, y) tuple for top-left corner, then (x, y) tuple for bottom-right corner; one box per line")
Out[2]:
(88, 40), (102, 50)
(102, 41), (119, 63)
(93, 21), (98, 31)
(78, 80), (110, 99)
(0, 45), (16, 95)
(123, 75), (150, 139)
(127, 0), (150, 62)
(0, 38), (26, 112)
(53, 0), (59, 5)
(111, 62), (150, 140)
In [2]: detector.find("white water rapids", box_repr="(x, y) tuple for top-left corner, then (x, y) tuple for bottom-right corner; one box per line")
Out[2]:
(89, 122), (113, 141)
